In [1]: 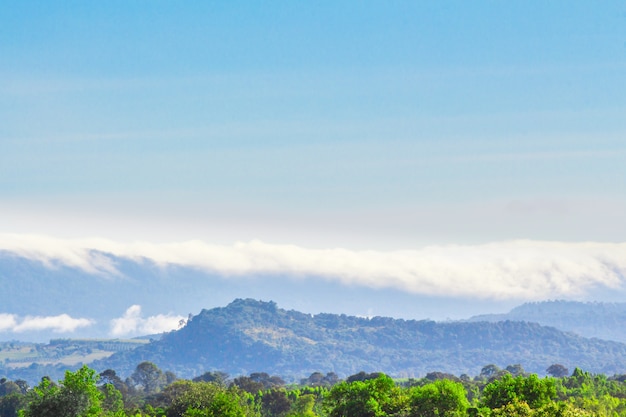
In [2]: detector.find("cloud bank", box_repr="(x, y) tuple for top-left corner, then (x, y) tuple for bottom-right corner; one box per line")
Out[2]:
(0, 313), (93, 333)
(110, 305), (186, 337)
(0, 233), (625, 300)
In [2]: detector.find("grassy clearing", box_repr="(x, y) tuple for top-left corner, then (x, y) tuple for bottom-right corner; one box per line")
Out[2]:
(0, 339), (149, 368)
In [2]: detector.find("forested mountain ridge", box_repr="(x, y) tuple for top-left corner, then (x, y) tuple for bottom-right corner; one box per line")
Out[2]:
(469, 300), (626, 343)
(93, 298), (626, 379)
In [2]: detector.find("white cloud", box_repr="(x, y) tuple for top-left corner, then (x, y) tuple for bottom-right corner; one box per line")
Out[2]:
(110, 305), (185, 337)
(141, 314), (187, 335)
(110, 305), (142, 336)
(1, 234), (626, 300)
(0, 314), (18, 331)
(0, 313), (93, 333)
(0, 233), (120, 275)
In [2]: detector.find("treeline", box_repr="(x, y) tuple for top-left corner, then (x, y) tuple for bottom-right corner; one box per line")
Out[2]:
(3, 362), (626, 416)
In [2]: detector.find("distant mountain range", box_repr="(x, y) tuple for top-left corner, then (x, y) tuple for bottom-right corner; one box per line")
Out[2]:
(0, 251), (518, 341)
(91, 299), (626, 380)
(469, 300), (626, 343)
(5, 247), (626, 384)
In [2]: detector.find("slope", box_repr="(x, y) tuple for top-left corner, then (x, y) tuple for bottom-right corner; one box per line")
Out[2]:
(470, 300), (626, 343)
(93, 299), (626, 379)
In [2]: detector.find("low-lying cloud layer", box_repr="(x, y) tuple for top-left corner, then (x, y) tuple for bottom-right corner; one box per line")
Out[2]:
(0, 306), (183, 337)
(110, 305), (186, 337)
(0, 313), (93, 333)
(0, 233), (625, 300)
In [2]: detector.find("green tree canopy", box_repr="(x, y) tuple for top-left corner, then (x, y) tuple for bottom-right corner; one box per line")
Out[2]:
(130, 362), (166, 395)
(0, 393), (26, 417)
(409, 379), (469, 417)
(166, 381), (255, 417)
(546, 365), (569, 379)
(20, 365), (107, 417)
(324, 374), (407, 417)
(481, 374), (556, 410)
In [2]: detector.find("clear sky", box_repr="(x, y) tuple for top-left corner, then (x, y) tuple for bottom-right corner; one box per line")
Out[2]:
(2, 0), (625, 246)
(1, 2), (626, 337)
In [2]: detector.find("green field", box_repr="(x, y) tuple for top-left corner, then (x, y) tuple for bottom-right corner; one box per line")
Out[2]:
(0, 338), (149, 368)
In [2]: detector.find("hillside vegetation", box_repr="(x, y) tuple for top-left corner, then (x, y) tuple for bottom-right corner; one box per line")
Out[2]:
(93, 299), (626, 379)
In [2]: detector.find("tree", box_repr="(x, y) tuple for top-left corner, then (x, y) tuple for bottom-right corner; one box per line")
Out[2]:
(165, 371), (178, 385)
(0, 380), (20, 397)
(346, 372), (382, 383)
(150, 380), (196, 411)
(13, 381), (28, 395)
(130, 361), (166, 394)
(324, 373), (340, 386)
(562, 368), (593, 392)
(489, 399), (533, 417)
(232, 377), (264, 394)
(99, 370), (123, 387)
(534, 401), (594, 417)
(0, 393), (26, 417)
(546, 365), (570, 378)
(166, 382), (254, 417)
(101, 382), (124, 415)
(250, 373), (285, 389)
(480, 365), (501, 380)
(300, 373), (324, 387)
(481, 374), (556, 410)
(425, 372), (460, 382)
(260, 389), (291, 417)
(300, 372), (339, 387)
(506, 364), (526, 377)
(99, 369), (129, 400)
(288, 394), (316, 417)
(409, 379), (469, 417)
(193, 372), (230, 386)
(324, 374), (407, 417)
(20, 365), (107, 417)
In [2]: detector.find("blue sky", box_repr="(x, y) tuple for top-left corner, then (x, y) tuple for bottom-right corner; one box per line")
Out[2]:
(1, 2), (626, 336)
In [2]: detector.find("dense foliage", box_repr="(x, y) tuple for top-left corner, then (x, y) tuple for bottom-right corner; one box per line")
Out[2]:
(4, 361), (626, 417)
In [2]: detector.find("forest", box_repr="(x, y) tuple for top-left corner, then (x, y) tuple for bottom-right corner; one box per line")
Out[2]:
(2, 361), (626, 417)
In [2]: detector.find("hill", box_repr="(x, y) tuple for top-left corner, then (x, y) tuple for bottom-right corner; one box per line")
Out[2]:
(93, 298), (626, 380)
(0, 251), (510, 342)
(469, 300), (626, 343)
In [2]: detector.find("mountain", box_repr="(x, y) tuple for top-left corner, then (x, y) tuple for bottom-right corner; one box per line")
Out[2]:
(469, 300), (626, 343)
(0, 251), (516, 342)
(92, 298), (626, 380)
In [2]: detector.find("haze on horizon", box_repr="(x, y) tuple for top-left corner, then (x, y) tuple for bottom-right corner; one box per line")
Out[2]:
(1, 1), (626, 339)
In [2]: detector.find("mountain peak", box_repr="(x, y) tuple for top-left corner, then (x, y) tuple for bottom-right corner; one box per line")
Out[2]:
(226, 298), (279, 311)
